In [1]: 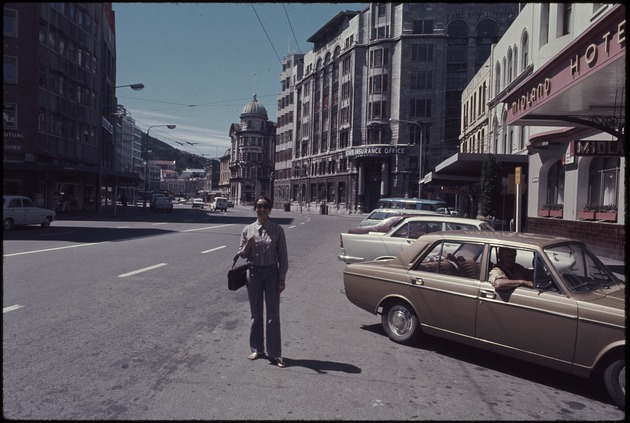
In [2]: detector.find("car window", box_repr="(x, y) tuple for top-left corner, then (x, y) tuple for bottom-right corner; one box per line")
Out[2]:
(9, 199), (22, 208)
(414, 241), (483, 279)
(444, 222), (479, 230)
(545, 243), (621, 293)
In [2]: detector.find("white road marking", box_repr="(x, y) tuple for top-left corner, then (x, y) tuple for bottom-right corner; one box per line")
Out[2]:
(201, 245), (227, 254)
(288, 225), (296, 229)
(182, 224), (234, 232)
(3, 304), (24, 314)
(117, 226), (131, 229)
(118, 263), (167, 278)
(153, 222), (168, 225)
(3, 242), (107, 257)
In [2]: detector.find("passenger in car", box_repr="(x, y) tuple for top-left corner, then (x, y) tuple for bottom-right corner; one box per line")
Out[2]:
(488, 247), (534, 291)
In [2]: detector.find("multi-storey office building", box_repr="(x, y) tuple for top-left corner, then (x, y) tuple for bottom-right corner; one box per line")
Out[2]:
(274, 3), (520, 213)
(3, 3), (138, 212)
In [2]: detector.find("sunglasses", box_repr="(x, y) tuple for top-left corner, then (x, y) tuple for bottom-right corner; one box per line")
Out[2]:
(255, 204), (271, 210)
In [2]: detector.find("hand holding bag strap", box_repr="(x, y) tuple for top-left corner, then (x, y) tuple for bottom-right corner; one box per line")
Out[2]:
(232, 253), (242, 269)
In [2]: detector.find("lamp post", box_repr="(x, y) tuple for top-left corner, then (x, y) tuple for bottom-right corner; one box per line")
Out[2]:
(143, 124), (176, 208)
(111, 83), (144, 216)
(389, 118), (427, 198)
(116, 83), (145, 91)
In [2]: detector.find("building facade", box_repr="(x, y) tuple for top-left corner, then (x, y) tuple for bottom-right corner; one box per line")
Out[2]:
(455, 3), (625, 259)
(227, 95), (276, 205)
(3, 3), (139, 212)
(273, 3), (520, 214)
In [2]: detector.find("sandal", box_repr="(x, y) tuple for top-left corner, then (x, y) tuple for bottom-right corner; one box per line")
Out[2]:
(274, 357), (286, 368)
(248, 352), (262, 361)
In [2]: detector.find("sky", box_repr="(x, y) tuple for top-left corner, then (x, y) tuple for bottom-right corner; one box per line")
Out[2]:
(113, 2), (366, 158)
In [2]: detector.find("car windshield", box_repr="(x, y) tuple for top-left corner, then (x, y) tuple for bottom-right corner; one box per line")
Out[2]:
(544, 243), (623, 293)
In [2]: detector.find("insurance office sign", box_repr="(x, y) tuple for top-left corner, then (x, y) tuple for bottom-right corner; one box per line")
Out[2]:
(346, 145), (408, 158)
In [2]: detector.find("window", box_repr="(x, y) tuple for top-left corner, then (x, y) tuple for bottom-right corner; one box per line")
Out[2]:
(369, 48), (388, 67)
(411, 44), (433, 62)
(410, 99), (431, 118)
(342, 57), (351, 75)
(4, 103), (17, 129)
(4, 8), (17, 37)
(369, 74), (388, 94)
(413, 20), (434, 34)
(559, 3), (572, 36)
(589, 158), (619, 207)
(521, 31), (529, 73)
(546, 161), (565, 206)
(410, 71), (432, 90)
(4, 56), (18, 83)
(540, 3), (550, 46)
(416, 240), (484, 279)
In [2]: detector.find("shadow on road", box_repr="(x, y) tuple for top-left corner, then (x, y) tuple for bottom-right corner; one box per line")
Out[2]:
(359, 323), (615, 408)
(281, 357), (362, 374)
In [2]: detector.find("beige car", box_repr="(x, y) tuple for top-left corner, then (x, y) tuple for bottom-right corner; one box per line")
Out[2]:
(342, 231), (625, 409)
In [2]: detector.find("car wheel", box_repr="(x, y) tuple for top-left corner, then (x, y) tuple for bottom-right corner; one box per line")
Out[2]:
(603, 357), (625, 410)
(381, 300), (420, 345)
(41, 216), (52, 228)
(3, 218), (14, 231)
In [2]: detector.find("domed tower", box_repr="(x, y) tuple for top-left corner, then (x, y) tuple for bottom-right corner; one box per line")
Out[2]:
(228, 94), (276, 205)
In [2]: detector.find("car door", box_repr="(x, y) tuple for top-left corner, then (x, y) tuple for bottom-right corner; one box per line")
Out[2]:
(475, 245), (579, 368)
(21, 197), (42, 224)
(7, 198), (27, 225)
(406, 240), (484, 338)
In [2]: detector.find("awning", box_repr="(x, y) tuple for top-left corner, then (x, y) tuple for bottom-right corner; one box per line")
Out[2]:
(424, 153), (528, 186)
(502, 5), (625, 134)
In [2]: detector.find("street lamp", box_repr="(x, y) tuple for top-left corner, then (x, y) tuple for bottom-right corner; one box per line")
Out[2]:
(389, 118), (427, 198)
(143, 124), (176, 208)
(116, 83), (145, 91)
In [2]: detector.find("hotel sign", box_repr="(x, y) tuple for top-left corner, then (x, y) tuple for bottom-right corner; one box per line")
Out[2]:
(574, 140), (624, 157)
(346, 145), (408, 158)
(507, 9), (625, 123)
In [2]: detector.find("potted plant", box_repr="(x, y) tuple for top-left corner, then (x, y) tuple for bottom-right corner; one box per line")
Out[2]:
(538, 204), (551, 217)
(578, 203), (598, 220)
(596, 204), (617, 222)
(549, 203), (563, 218)
(539, 203), (562, 218)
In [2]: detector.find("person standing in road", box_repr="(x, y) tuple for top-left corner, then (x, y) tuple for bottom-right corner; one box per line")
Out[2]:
(237, 196), (289, 368)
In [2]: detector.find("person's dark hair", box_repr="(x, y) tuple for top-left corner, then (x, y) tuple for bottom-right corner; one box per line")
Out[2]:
(254, 196), (272, 209)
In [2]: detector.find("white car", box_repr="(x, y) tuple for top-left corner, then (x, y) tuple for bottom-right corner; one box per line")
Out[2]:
(192, 198), (205, 209)
(3, 195), (56, 230)
(339, 215), (494, 264)
(211, 197), (229, 212)
(359, 208), (440, 227)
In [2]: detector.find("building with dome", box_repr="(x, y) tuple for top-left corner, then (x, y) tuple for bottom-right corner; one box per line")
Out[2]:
(226, 95), (277, 205)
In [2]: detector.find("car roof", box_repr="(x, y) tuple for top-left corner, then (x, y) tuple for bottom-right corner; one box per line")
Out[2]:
(391, 215), (488, 225)
(391, 230), (579, 266)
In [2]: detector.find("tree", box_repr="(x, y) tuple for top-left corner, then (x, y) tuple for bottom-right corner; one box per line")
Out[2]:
(479, 154), (502, 219)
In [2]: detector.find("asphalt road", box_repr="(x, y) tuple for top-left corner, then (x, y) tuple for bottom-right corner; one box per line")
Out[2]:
(2, 204), (625, 420)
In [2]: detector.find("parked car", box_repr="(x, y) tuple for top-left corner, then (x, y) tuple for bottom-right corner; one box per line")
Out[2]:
(339, 216), (494, 264)
(227, 200), (235, 208)
(192, 198), (205, 209)
(211, 196), (229, 212)
(359, 208), (440, 227)
(347, 215), (410, 234)
(3, 195), (56, 230)
(342, 231), (625, 410)
(151, 196), (173, 213)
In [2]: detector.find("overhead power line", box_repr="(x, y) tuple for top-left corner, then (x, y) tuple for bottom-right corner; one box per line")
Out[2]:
(282, 3), (302, 55)
(250, 3), (283, 65)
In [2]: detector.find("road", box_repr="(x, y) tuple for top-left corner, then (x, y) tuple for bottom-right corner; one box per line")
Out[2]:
(3, 205), (625, 420)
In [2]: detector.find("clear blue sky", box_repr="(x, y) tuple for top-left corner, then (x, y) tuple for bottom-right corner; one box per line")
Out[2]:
(113, 2), (366, 158)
